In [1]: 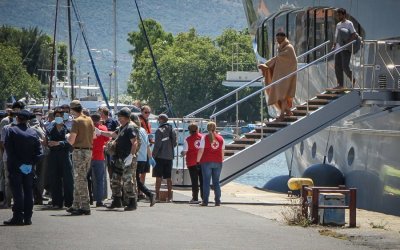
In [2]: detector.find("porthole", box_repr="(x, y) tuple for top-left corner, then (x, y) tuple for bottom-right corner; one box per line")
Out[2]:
(300, 141), (304, 156)
(348, 147), (355, 166)
(327, 145), (333, 163)
(311, 142), (317, 159)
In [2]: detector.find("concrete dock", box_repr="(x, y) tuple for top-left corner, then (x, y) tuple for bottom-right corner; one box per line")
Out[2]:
(1, 181), (400, 249)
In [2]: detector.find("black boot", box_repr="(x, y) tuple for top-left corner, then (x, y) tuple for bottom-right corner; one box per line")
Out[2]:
(124, 198), (137, 211)
(107, 197), (122, 209)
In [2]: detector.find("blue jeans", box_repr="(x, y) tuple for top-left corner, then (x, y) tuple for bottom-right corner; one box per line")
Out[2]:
(201, 162), (222, 205)
(91, 160), (106, 202)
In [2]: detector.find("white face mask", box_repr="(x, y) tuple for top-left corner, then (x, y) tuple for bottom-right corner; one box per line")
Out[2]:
(11, 118), (18, 125)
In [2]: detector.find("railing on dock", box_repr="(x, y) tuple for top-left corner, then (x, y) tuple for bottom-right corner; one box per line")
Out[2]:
(301, 185), (357, 228)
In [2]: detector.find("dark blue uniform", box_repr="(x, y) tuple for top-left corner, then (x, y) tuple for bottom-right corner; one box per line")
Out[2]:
(47, 123), (74, 208)
(4, 123), (43, 224)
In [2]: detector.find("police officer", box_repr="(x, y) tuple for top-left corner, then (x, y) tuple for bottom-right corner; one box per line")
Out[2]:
(98, 107), (140, 211)
(3, 110), (43, 225)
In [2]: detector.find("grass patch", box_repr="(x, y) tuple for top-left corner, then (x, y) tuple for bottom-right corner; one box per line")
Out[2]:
(318, 229), (349, 240)
(281, 198), (312, 227)
(369, 220), (388, 230)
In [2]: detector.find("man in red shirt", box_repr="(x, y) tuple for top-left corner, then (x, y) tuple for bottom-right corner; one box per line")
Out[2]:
(90, 113), (110, 207)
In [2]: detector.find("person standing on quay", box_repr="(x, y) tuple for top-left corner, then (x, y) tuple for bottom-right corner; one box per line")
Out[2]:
(46, 109), (74, 209)
(67, 100), (95, 216)
(181, 123), (203, 204)
(130, 113), (156, 207)
(138, 105), (153, 199)
(90, 113), (110, 207)
(98, 107), (140, 211)
(3, 110), (43, 225)
(197, 122), (225, 207)
(153, 114), (176, 202)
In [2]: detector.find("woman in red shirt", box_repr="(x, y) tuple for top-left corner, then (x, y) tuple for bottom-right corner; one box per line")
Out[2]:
(181, 123), (203, 204)
(90, 113), (110, 207)
(197, 122), (225, 206)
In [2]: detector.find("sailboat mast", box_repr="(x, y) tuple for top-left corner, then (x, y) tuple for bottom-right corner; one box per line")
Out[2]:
(113, 0), (118, 112)
(48, 0), (60, 110)
(67, 0), (74, 99)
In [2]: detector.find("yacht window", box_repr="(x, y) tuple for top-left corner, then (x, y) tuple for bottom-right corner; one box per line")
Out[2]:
(311, 142), (317, 158)
(300, 141), (304, 155)
(348, 147), (355, 166)
(327, 145), (333, 163)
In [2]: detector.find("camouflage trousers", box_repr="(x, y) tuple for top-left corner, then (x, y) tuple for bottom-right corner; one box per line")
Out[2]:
(72, 149), (92, 210)
(111, 157), (137, 202)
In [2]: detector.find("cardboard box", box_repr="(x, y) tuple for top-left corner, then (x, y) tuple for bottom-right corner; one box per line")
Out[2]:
(158, 190), (173, 202)
(318, 193), (345, 226)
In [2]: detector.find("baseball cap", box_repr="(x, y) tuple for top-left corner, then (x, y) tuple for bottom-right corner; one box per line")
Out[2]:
(70, 100), (81, 109)
(117, 107), (131, 118)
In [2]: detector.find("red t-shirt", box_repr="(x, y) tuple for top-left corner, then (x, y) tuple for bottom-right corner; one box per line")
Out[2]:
(184, 132), (202, 167)
(92, 124), (110, 160)
(199, 133), (225, 163)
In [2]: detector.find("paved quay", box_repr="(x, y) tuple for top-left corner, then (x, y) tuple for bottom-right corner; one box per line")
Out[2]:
(0, 181), (399, 249)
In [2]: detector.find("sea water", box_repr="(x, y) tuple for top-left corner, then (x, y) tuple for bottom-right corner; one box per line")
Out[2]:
(234, 153), (288, 188)
(174, 140), (288, 188)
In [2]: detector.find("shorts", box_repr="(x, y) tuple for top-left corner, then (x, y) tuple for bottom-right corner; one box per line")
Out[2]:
(137, 161), (150, 174)
(152, 158), (173, 179)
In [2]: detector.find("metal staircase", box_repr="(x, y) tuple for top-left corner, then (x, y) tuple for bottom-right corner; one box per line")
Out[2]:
(220, 88), (362, 185)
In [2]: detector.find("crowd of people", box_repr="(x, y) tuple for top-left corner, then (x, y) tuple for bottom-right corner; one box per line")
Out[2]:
(0, 100), (226, 225)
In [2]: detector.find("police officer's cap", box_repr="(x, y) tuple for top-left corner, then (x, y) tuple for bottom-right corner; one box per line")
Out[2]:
(158, 113), (168, 121)
(117, 107), (131, 118)
(70, 100), (81, 109)
(12, 109), (34, 120)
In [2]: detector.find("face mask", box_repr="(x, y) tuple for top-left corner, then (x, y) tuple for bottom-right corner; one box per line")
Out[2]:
(55, 117), (64, 124)
(36, 115), (42, 121)
(63, 113), (69, 121)
(12, 119), (18, 125)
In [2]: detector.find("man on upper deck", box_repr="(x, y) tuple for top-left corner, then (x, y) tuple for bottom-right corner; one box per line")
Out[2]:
(332, 8), (357, 89)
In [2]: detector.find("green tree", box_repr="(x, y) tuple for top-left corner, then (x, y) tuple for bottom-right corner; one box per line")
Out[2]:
(127, 20), (262, 122)
(0, 25), (69, 99)
(216, 28), (263, 122)
(0, 43), (41, 103)
(127, 19), (173, 64)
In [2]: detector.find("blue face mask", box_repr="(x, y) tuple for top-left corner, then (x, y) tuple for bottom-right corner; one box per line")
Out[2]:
(55, 117), (64, 124)
(63, 113), (69, 121)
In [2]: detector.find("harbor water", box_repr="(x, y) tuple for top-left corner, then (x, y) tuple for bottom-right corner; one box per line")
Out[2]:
(174, 138), (288, 188)
(234, 153), (288, 188)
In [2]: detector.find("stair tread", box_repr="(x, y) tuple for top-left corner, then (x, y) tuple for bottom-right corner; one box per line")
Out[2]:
(264, 121), (291, 127)
(255, 127), (280, 132)
(233, 138), (257, 143)
(225, 144), (247, 149)
(295, 105), (321, 110)
(308, 99), (330, 104)
(325, 88), (351, 92)
(316, 94), (340, 99)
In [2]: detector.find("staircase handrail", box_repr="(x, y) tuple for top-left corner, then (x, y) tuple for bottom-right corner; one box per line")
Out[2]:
(296, 40), (330, 61)
(210, 40), (356, 119)
(184, 40), (331, 118)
